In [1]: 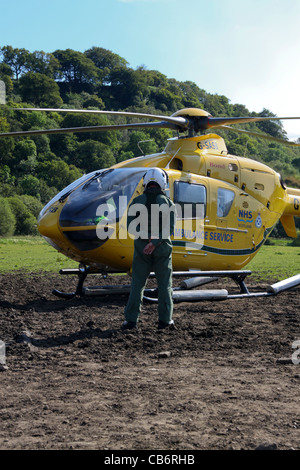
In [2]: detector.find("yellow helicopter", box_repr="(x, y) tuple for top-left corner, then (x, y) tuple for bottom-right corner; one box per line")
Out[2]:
(1, 106), (300, 301)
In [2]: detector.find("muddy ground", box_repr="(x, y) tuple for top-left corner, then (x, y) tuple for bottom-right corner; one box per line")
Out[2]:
(0, 271), (300, 452)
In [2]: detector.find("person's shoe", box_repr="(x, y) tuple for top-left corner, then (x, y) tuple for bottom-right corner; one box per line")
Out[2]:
(158, 319), (175, 330)
(121, 320), (138, 330)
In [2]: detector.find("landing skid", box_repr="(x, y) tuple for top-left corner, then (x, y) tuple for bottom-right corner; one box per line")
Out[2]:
(52, 265), (90, 299)
(145, 271), (300, 302)
(52, 265), (128, 299)
(52, 265), (300, 302)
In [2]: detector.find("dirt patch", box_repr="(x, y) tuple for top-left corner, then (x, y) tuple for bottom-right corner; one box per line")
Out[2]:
(0, 271), (300, 450)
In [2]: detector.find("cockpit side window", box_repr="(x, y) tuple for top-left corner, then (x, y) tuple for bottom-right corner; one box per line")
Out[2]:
(58, 168), (146, 251)
(59, 168), (145, 227)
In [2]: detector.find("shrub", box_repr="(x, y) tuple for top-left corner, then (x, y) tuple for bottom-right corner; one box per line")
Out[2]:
(0, 197), (16, 236)
(7, 196), (38, 235)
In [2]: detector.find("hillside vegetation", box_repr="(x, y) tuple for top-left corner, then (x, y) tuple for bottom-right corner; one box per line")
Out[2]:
(1, 45), (300, 237)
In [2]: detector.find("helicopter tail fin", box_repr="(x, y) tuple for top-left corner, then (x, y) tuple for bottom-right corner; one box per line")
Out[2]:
(280, 187), (300, 237)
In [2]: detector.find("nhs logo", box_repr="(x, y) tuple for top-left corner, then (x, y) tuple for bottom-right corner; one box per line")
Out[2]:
(238, 210), (253, 223)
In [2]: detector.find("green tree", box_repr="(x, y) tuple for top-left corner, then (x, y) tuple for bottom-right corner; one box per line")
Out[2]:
(22, 110), (48, 130)
(82, 94), (105, 109)
(0, 115), (10, 133)
(7, 196), (38, 235)
(85, 47), (128, 85)
(18, 72), (63, 107)
(62, 91), (105, 110)
(26, 50), (61, 78)
(150, 87), (178, 112)
(148, 128), (173, 151)
(36, 160), (82, 190)
(178, 81), (202, 108)
(31, 134), (51, 155)
(254, 109), (286, 139)
(144, 69), (168, 88)
(48, 134), (78, 162)
(116, 150), (134, 163)
(293, 157), (300, 170)
(19, 175), (40, 198)
(109, 67), (149, 109)
(0, 197), (16, 236)
(12, 139), (37, 174)
(19, 194), (43, 217)
(53, 49), (100, 93)
(18, 155), (38, 176)
(124, 131), (157, 157)
(76, 140), (115, 172)
(0, 46), (30, 79)
(201, 93), (231, 117)
(0, 165), (15, 185)
(59, 112), (121, 149)
(14, 139), (37, 160)
(38, 179), (58, 204)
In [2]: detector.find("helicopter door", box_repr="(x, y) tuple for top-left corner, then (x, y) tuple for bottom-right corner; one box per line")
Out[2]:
(172, 179), (207, 257)
(213, 186), (243, 253)
(215, 186), (235, 235)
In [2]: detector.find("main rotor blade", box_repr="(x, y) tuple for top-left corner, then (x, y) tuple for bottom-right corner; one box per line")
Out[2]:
(12, 107), (189, 129)
(221, 125), (300, 147)
(5, 106), (300, 137)
(207, 115), (300, 129)
(0, 120), (179, 138)
(11, 106), (300, 132)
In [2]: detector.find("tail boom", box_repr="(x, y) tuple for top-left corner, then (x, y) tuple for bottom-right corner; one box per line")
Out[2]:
(281, 187), (300, 238)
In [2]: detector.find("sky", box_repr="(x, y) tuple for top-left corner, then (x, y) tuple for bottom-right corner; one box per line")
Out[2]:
(1, 0), (300, 139)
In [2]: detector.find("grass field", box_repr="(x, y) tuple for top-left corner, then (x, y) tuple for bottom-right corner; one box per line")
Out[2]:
(0, 236), (299, 280)
(247, 244), (300, 280)
(0, 236), (78, 274)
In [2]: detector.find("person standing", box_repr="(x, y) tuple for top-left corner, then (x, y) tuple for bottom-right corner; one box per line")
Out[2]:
(122, 168), (176, 331)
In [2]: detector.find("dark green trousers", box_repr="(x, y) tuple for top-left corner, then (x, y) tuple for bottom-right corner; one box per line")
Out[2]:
(124, 239), (173, 324)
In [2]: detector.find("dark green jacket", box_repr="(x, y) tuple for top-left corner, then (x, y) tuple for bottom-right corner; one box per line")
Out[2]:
(127, 187), (176, 248)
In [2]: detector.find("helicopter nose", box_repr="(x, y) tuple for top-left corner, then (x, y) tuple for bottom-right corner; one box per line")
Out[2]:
(37, 206), (60, 239)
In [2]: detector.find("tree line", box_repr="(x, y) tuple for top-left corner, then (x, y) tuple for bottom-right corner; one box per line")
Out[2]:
(0, 45), (299, 237)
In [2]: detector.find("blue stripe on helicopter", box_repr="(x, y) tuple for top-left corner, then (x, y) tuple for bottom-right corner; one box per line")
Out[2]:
(237, 217), (253, 224)
(172, 238), (265, 256)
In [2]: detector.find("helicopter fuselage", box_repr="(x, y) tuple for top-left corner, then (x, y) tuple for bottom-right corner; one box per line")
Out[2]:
(37, 133), (299, 274)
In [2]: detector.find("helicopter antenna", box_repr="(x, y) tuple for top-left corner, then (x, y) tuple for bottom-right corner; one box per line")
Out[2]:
(165, 146), (182, 169)
(137, 140), (154, 156)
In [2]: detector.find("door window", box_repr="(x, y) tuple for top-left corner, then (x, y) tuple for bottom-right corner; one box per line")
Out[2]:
(174, 181), (206, 219)
(217, 188), (234, 217)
